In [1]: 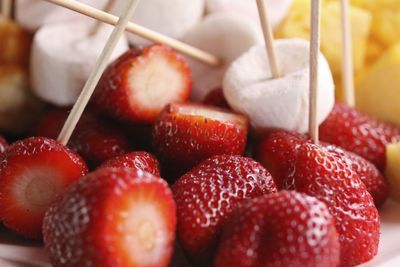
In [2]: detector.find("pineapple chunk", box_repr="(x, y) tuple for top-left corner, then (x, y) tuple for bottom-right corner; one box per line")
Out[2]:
(356, 44), (400, 126)
(276, 0), (371, 76)
(386, 142), (400, 202)
(369, 0), (400, 47)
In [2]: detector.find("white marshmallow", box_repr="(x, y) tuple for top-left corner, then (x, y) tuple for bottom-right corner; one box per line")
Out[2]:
(15, 0), (109, 32)
(113, 0), (205, 45)
(206, 0), (293, 29)
(223, 39), (335, 134)
(182, 14), (262, 101)
(30, 21), (129, 106)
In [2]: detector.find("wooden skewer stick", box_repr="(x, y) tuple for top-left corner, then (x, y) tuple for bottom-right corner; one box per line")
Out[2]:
(309, 0), (321, 144)
(88, 0), (117, 37)
(256, 0), (282, 78)
(1, 0), (12, 19)
(57, 0), (141, 145)
(340, 0), (355, 107)
(44, 0), (221, 67)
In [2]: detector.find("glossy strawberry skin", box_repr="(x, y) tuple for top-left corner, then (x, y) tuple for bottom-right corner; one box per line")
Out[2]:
(257, 130), (389, 207)
(31, 108), (130, 168)
(215, 191), (340, 267)
(93, 45), (192, 124)
(0, 137), (88, 238)
(98, 151), (161, 177)
(153, 103), (248, 179)
(172, 155), (277, 266)
(202, 88), (230, 110)
(43, 168), (176, 267)
(0, 135), (7, 155)
(320, 103), (400, 170)
(325, 145), (389, 207)
(293, 144), (379, 266)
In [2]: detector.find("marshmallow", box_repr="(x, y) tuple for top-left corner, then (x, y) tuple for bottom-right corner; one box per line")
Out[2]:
(31, 21), (129, 106)
(223, 39), (335, 134)
(206, 0), (293, 29)
(113, 0), (205, 45)
(15, 0), (108, 32)
(182, 14), (262, 101)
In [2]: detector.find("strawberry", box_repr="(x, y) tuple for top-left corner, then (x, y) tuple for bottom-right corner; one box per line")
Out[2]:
(98, 151), (161, 177)
(43, 168), (176, 267)
(31, 107), (130, 168)
(257, 130), (389, 206)
(0, 137), (88, 238)
(259, 135), (380, 266)
(215, 191), (340, 267)
(202, 87), (230, 110)
(324, 145), (389, 207)
(320, 103), (400, 170)
(172, 155), (277, 266)
(0, 135), (7, 155)
(93, 45), (192, 124)
(153, 103), (248, 179)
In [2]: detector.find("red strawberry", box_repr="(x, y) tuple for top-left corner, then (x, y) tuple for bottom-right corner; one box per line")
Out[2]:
(31, 107), (130, 168)
(0, 137), (88, 238)
(98, 151), (161, 176)
(153, 103), (248, 179)
(325, 145), (389, 207)
(215, 191), (340, 267)
(288, 143), (379, 266)
(172, 155), (277, 266)
(93, 45), (192, 123)
(43, 168), (176, 267)
(202, 88), (230, 110)
(320, 103), (400, 170)
(0, 135), (7, 155)
(257, 130), (389, 206)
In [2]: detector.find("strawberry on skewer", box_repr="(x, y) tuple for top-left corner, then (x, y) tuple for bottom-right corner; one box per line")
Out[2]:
(215, 191), (340, 267)
(31, 108), (131, 168)
(153, 102), (248, 179)
(0, 137), (88, 238)
(98, 151), (161, 176)
(172, 155), (277, 266)
(43, 168), (176, 267)
(93, 45), (192, 124)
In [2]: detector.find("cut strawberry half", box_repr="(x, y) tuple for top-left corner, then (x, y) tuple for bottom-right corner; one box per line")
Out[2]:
(93, 45), (192, 123)
(0, 135), (7, 155)
(31, 107), (131, 168)
(43, 168), (176, 267)
(153, 102), (248, 179)
(98, 151), (161, 177)
(215, 191), (340, 267)
(0, 137), (88, 238)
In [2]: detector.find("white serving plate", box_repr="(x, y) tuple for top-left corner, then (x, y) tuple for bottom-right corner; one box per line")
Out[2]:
(1, 200), (400, 267)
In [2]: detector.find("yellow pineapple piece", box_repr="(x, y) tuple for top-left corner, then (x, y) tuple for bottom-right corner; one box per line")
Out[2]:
(386, 142), (400, 202)
(356, 44), (400, 126)
(276, 0), (371, 77)
(369, 0), (400, 47)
